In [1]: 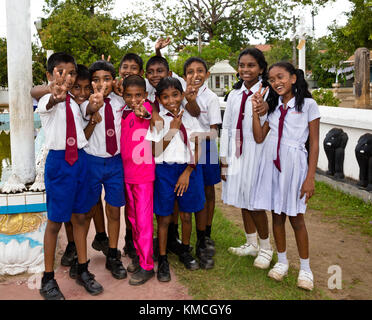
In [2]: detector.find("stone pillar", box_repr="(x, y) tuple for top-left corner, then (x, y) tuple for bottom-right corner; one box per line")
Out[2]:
(354, 47), (371, 109)
(5, 0), (35, 188)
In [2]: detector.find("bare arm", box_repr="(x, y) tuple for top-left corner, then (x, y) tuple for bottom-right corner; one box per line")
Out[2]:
(300, 118), (320, 204)
(30, 85), (51, 101)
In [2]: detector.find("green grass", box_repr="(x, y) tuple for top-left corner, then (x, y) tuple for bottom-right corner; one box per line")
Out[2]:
(168, 208), (329, 300)
(308, 181), (372, 237)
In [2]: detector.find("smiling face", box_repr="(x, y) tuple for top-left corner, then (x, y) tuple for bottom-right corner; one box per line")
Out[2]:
(157, 87), (184, 115)
(238, 54), (263, 90)
(123, 85), (147, 110)
(91, 70), (113, 97)
(119, 59), (143, 79)
(268, 66), (297, 102)
(146, 62), (171, 88)
(70, 78), (92, 105)
(184, 61), (209, 90)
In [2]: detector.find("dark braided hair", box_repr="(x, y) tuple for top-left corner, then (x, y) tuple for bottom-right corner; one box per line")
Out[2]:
(268, 61), (312, 112)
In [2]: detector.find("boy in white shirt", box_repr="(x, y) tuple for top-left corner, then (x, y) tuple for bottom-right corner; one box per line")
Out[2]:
(37, 52), (103, 300)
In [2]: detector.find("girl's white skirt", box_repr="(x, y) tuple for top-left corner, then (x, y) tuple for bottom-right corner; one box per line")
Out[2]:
(250, 136), (308, 216)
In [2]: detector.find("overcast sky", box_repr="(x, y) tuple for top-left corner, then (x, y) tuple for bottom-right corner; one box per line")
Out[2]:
(0, 0), (354, 45)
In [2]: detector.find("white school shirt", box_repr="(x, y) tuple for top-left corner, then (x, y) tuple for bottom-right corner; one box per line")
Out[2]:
(145, 107), (203, 164)
(36, 93), (88, 151)
(80, 92), (124, 158)
(219, 81), (267, 158)
(267, 96), (320, 145)
(195, 83), (222, 132)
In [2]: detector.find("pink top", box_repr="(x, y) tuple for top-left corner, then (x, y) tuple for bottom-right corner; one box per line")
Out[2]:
(120, 102), (155, 184)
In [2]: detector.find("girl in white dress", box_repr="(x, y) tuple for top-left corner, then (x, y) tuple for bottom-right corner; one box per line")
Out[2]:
(220, 48), (276, 268)
(251, 62), (320, 291)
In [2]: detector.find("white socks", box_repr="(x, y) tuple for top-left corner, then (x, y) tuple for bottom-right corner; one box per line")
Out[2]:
(245, 232), (258, 246)
(258, 236), (271, 251)
(277, 251), (288, 265)
(300, 258), (312, 273)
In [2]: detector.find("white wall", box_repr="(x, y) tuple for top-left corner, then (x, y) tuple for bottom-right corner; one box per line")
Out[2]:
(318, 106), (372, 181)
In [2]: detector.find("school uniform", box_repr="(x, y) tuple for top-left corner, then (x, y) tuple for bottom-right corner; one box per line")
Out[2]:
(195, 84), (222, 186)
(80, 92), (126, 209)
(219, 81), (267, 209)
(145, 107), (205, 216)
(37, 93), (90, 223)
(250, 97), (320, 216)
(121, 102), (155, 271)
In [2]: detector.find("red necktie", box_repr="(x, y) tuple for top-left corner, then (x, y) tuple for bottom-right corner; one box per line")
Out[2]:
(166, 112), (195, 167)
(65, 94), (78, 166)
(104, 98), (118, 156)
(153, 99), (160, 112)
(273, 105), (288, 172)
(235, 90), (253, 157)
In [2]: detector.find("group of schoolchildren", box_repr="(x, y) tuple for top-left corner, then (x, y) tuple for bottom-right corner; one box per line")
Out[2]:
(33, 39), (320, 300)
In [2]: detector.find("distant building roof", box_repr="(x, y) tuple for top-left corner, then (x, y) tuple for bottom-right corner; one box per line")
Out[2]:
(254, 44), (272, 52)
(344, 50), (372, 63)
(209, 60), (236, 74)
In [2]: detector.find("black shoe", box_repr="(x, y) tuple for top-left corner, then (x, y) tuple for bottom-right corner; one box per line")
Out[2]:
(69, 258), (78, 279)
(61, 242), (77, 266)
(92, 237), (109, 256)
(152, 238), (159, 262)
(196, 243), (214, 269)
(76, 271), (103, 296)
(39, 279), (65, 300)
(106, 256), (127, 279)
(127, 255), (140, 273)
(129, 267), (155, 286)
(179, 251), (200, 270)
(123, 237), (137, 259)
(204, 237), (216, 257)
(167, 239), (183, 255)
(157, 257), (171, 282)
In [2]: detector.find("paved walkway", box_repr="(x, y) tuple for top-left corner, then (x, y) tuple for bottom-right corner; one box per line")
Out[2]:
(0, 207), (192, 300)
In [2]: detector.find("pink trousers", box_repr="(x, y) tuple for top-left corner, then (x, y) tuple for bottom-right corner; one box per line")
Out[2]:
(125, 182), (154, 271)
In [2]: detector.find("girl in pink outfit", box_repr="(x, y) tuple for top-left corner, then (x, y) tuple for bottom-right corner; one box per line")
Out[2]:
(120, 75), (155, 286)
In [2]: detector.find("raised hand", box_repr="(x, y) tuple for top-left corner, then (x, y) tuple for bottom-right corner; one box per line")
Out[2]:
(184, 74), (198, 103)
(101, 54), (111, 62)
(252, 83), (269, 116)
(50, 67), (71, 103)
(169, 109), (184, 130)
(133, 99), (151, 118)
(155, 37), (171, 51)
(113, 77), (124, 97)
(89, 81), (106, 113)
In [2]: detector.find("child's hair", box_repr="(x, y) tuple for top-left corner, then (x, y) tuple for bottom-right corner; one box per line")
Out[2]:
(146, 56), (169, 72)
(119, 53), (144, 71)
(268, 61), (312, 112)
(155, 77), (183, 97)
(233, 47), (277, 114)
(89, 60), (116, 80)
(47, 52), (77, 74)
(183, 56), (208, 75)
(122, 74), (146, 92)
(76, 64), (90, 81)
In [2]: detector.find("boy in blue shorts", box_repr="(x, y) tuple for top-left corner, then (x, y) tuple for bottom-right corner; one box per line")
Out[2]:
(37, 52), (103, 300)
(80, 60), (127, 280)
(183, 57), (222, 257)
(146, 77), (208, 281)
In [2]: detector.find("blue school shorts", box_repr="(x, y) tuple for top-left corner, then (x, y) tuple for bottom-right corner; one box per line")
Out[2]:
(154, 162), (205, 216)
(44, 149), (91, 223)
(86, 153), (126, 209)
(199, 139), (221, 186)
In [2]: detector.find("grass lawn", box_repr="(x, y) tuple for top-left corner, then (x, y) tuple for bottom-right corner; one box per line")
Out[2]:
(308, 181), (372, 237)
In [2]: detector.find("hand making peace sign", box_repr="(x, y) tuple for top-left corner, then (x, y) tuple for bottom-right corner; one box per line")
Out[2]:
(251, 83), (269, 116)
(184, 73), (198, 103)
(133, 99), (151, 119)
(89, 81), (106, 113)
(49, 67), (71, 103)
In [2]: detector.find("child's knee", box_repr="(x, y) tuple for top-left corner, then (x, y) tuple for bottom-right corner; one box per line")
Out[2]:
(272, 213), (286, 226)
(289, 215), (306, 231)
(47, 220), (62, 234)
(204, 186), (215, 200)
(180, 212), (192, 224)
